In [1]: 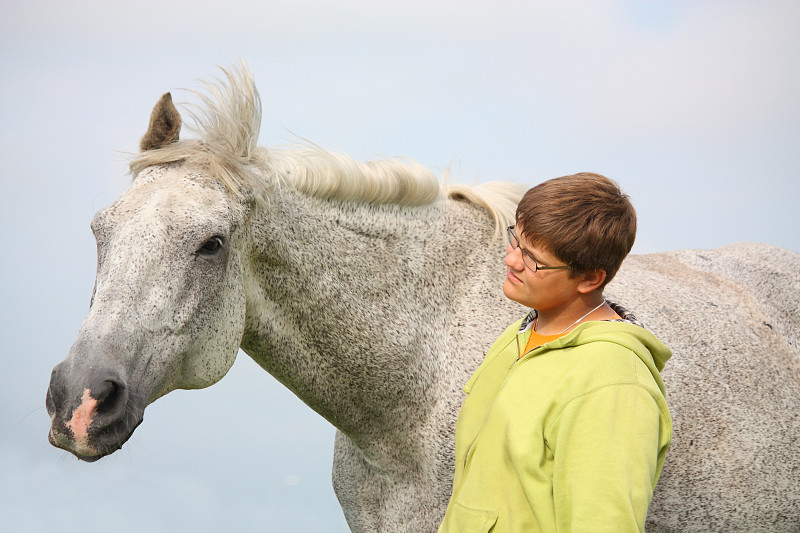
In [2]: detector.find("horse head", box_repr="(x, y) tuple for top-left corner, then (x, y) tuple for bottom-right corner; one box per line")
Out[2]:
(46, 92), (253, 460)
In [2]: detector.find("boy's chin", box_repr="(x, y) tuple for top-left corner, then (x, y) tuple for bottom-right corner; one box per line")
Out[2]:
(503, 279), (531, 307)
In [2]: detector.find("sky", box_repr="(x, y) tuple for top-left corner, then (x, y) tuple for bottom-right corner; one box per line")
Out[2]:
(1, 1), (798, 532)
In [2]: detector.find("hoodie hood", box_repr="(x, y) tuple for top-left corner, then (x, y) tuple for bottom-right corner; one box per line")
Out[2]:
(515, 300), (672, 396)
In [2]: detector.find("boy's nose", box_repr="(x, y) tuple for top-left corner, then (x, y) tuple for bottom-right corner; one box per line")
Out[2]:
(505, 245), (525, 270)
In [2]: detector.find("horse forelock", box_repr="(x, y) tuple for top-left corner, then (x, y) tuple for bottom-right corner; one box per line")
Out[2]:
(128, 63), (523, 227)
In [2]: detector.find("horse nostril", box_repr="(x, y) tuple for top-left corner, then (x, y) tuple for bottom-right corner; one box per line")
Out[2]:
(90, 378), (127, 423)
(46, 365), (65, 418)
(45, 385), (55, 417)
(93, 379), (117, 405)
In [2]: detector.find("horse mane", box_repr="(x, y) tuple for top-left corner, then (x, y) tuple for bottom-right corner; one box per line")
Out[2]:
(129, 63), (523, 232)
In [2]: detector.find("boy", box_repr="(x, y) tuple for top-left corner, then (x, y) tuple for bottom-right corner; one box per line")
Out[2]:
(438, 173), (672, 532)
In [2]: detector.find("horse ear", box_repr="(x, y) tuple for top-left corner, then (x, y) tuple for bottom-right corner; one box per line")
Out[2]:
(139, 92), (182, 151)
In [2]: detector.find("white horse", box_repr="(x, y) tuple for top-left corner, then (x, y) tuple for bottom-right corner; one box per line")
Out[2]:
(46, 66), (800, 532)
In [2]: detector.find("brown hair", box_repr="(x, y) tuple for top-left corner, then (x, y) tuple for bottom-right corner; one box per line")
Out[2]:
(516, 172), (636, 287)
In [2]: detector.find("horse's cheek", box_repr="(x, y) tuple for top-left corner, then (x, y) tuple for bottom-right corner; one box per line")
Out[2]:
(179, 259), (245, 389)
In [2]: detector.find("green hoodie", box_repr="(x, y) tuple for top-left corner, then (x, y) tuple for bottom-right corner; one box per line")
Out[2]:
(439, 310), (672, 533)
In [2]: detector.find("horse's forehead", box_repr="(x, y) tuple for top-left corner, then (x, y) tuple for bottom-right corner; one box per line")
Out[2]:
(133, 166), (228, 204)
(102, 166), (233, 226)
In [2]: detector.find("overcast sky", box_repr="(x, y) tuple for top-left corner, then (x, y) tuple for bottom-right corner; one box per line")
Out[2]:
(1, 1), (798, 532)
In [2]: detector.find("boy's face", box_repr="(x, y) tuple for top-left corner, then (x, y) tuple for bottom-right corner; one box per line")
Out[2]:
(503, 228), (581, 311)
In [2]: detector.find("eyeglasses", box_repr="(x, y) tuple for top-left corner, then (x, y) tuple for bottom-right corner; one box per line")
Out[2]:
(506, 226), (571, 273)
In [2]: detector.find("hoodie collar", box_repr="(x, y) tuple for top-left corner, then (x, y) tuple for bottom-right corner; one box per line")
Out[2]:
(518, 298), (645, 334)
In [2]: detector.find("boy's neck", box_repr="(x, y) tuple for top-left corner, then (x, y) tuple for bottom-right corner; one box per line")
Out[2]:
(534, 295), (611, 335)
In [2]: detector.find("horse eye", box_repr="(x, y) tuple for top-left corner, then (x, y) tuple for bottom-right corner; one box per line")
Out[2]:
(197, 236), (224, 255)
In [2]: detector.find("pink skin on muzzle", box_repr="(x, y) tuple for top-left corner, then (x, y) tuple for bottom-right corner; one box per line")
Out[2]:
(63, 389), (99, 456)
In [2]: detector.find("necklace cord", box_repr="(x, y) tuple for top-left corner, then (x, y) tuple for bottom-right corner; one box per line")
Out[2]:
(536, 300), (606, 335)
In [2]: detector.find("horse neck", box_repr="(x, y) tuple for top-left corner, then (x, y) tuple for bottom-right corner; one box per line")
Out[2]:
(240, 185), (501, 445)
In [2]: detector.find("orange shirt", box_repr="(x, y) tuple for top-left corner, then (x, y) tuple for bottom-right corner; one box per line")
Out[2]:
(522, 313), (622, 358)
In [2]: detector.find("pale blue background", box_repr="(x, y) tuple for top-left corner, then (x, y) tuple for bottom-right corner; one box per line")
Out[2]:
(1, 1), (798, 532)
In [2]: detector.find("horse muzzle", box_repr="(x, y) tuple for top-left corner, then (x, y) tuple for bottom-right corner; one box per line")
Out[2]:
(46, 364), (143, 461)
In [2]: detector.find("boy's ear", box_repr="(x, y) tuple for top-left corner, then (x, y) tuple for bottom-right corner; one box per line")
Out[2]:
(577, 269), (607, 294)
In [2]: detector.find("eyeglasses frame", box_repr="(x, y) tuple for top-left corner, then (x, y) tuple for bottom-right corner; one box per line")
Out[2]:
(506, 225), (571, 273)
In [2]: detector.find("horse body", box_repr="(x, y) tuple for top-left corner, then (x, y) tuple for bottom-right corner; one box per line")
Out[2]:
(46, 66), (800, 532)
(610, 245), (800, 531)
